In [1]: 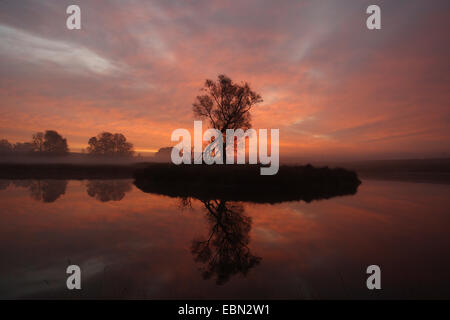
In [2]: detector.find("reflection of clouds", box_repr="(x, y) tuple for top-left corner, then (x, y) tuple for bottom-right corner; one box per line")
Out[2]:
(0, 256), (107, 298)
(86, 180), (132, 202)
(1, 180), (450, 298)
(0, 183), (199, 299)
(252, 227), (283, 243)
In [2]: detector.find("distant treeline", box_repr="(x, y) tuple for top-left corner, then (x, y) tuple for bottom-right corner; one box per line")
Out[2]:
(0, 130), (138, 158)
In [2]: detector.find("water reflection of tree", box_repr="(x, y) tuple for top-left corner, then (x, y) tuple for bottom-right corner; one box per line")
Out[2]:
(4, 179), (67, 202)
(190, 199), (261, 285)
(27, 180), (67, 203)
(86, 180), (132, 202)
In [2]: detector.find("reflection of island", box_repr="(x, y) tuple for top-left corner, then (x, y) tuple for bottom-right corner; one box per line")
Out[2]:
(190, 199), (261, 285)
(86, 180), (132, 202)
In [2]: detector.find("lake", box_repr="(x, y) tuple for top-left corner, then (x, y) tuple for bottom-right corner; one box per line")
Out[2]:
(0, 178), (449, 299)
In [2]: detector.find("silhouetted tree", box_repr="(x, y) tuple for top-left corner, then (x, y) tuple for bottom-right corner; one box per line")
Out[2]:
(32, 132), (44, 153)
(42, 130), (68, 155)
(193, 75), (263, 162)
(87, 132), (134, 158)
(191, 199), (261, 285)
(86, 180), (132, 202)
(0, 139), (13, 154)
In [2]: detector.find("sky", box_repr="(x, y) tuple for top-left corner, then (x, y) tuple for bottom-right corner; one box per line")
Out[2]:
(0, 0), (449, 160)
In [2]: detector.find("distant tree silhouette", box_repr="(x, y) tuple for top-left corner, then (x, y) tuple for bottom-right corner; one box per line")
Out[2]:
(193, 75), (263, 162)
(87, 132), (134, 158)
(42, 130), (68, 155)
(1, 133), (68, 156)
(14, 142), (34, 154)
(32, 132), (44, 153)
(191, 199), (261, 285)
(0, 139), (13, 154)
(154, 146), (179, 162)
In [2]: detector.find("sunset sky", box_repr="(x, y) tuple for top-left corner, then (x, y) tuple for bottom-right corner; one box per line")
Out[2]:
(0, 0), (449, 160)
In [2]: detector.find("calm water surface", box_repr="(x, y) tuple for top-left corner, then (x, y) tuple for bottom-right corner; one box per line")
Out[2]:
(0, 179), (449, 299)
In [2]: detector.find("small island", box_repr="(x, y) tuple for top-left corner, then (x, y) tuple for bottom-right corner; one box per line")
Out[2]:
(134, 163), (361, 203)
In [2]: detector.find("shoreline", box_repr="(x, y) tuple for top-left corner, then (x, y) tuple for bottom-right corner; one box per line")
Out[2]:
(0, 159), (449, 185)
